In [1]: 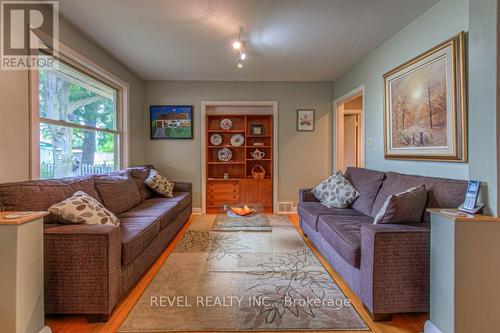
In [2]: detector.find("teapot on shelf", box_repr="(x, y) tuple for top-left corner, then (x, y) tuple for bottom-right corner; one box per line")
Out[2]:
(250, 149), (265, 160)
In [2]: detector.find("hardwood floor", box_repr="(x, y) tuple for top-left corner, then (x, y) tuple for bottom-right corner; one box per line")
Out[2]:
(45, 214), (427, 333)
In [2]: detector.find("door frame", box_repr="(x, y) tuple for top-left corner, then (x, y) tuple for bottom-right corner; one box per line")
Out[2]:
(333, 85), (366, 172)
(200, 101), (279, 214)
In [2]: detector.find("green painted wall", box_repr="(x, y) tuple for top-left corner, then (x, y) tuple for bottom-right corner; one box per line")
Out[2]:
(333, 0), (470, 179)
(334, 0), (500, 214)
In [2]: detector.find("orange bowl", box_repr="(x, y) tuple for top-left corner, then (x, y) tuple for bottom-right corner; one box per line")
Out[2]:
(230, 206), (255, 216)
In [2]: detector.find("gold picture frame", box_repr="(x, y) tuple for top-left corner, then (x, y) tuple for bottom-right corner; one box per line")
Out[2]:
(383, 32), (467, 162)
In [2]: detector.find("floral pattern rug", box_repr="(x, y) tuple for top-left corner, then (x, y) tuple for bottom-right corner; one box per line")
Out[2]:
(118, 214), (369, 332)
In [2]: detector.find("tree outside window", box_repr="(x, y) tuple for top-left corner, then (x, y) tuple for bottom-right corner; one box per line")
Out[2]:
(38, 60), (119, 179)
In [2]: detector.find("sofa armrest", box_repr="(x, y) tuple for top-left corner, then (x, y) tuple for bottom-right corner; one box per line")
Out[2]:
(44, 224), (122, 317)
(360, 223), (430, 316)
(173, 182), (192, 194)
(299, 188), (318, 203)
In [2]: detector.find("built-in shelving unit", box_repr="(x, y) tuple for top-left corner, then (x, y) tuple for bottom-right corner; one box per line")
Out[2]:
(205, 114), (273, 213)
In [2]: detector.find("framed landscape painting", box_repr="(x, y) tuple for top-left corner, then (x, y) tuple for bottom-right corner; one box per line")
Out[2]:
(383, 32), (467, 162)
(150, 105), (193, 139)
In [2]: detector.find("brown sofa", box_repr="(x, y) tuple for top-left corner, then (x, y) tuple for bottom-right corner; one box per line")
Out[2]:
(0, 165), (192, 321)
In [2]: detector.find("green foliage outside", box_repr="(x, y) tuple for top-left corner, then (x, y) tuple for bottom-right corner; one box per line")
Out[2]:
(39, 64), (117, 178)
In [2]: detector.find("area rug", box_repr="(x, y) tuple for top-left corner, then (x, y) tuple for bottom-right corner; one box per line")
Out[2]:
(118, 214), (369, 332)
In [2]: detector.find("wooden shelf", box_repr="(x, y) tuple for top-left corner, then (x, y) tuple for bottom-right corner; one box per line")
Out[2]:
(208, 145), (245, 148)
(206, 113), (273, 208)
(208, 162), (245, 165)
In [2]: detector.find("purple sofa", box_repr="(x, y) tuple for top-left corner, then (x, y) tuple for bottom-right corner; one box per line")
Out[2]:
(298, 167), (467, 321)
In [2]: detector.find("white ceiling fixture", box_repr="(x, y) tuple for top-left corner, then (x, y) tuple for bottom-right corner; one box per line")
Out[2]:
(57, 0), (439, 81)
(233, 27), (247, 69)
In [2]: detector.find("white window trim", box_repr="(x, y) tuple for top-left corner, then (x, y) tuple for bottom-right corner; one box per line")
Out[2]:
(29, 39), (130, 180)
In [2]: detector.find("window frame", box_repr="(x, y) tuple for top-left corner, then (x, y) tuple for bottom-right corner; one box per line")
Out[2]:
(29, 40), (130, 180)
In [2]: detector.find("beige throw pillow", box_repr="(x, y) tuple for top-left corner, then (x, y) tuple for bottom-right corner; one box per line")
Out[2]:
(48, 191), (120, 226)
(373, 185), (427, 224)
(144, 169), (175, 198)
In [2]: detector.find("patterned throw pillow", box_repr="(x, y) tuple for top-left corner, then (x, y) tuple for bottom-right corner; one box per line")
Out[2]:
(144, 169), (175, 198)
(48, 191), (120, 226)
(373, 185), (427, 224)
(312, 171), (360, 208)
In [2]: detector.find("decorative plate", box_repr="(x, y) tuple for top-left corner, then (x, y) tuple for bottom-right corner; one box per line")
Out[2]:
(220, 118), (232, 130)
(218, 148), (232, 162)
(210, 133), (223, 146)
(230, 134), (244, 146)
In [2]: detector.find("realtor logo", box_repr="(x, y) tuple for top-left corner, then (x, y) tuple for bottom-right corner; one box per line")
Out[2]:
(1, 0), (58, 69)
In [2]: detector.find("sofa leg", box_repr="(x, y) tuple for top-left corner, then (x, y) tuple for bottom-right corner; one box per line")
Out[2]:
(86, 314), (109, 323)
(363, 304), (393, 322)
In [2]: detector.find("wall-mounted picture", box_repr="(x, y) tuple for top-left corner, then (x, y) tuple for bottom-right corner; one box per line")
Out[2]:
(150, 105), (193, 139)
(297, 109), (315, 131)
(383, 32), (467, 161)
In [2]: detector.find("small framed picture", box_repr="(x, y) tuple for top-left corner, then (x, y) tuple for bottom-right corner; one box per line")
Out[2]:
(297, 109), (315, 131)
(251, 124), (264, 135)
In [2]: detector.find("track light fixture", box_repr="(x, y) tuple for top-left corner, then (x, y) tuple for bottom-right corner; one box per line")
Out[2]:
(233, 27), (247, 69)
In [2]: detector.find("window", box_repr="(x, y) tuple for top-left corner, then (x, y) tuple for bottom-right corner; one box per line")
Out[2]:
(36, 57), (122, 179)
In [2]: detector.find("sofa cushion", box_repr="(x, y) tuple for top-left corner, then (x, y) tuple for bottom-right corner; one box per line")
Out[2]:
(119, 198), (180, 230)
(317, 215), (374, 268)
(312, 171), (360, 208)
(120, 216), (160, 265)
(371, 172), (468, 220)
(94, 172), (141, 215)
(0, 176), (100, 223)
(48, 191), (120, 226)
(297, 202), (366, 231)
(374, 185), (427, 224)
(127, 166), (155, 202)
(345, 167), (385, 216)
(167, 192), (191, 212)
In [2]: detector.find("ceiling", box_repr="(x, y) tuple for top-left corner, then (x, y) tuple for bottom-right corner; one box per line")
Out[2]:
(58, 0), (438, 81)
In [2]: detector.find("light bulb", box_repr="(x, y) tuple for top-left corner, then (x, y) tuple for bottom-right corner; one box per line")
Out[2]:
(240, 52), (247, 61)
(232, 41), (242, 49)
(237, 62), (243, 69)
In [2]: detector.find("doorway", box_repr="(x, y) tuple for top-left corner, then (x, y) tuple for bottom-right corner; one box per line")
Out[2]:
(334, 88), (365, 172)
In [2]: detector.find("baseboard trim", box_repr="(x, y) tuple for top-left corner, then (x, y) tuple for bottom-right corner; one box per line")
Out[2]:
(192, 207), (202, 214)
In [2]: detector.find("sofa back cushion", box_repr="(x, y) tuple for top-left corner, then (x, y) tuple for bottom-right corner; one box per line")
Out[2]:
(371, 172), (468, 221)
(94, 171), (141, 215)
(0, 176), (100, 223)
(126, 166), (155, 201)
(345, 167), (385, 216)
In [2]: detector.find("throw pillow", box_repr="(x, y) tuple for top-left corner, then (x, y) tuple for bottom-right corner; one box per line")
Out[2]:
(48, 191), (120, 226)
(373, 185), (427, 224)
(145, 169), (175, 198)
(312, 171), (360, 208)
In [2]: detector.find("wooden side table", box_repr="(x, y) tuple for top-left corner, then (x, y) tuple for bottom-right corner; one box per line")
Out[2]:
(425, 209), (500, 333)
(0, 211), (52, 333)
